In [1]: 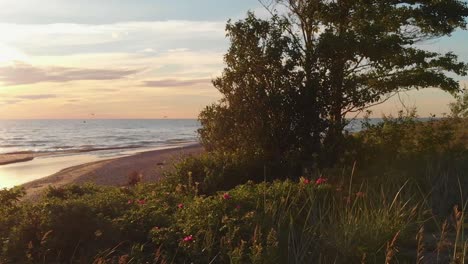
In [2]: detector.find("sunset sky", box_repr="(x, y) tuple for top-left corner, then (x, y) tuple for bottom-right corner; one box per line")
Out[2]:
(0, 0), (467, 119)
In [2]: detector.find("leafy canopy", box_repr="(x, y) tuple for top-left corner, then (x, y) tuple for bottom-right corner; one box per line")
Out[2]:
(199, 0), (468, 170)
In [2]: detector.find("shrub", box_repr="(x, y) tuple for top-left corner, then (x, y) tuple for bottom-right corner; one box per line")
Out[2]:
(0, 179), (427, 263)
(165, 151), (272, 195)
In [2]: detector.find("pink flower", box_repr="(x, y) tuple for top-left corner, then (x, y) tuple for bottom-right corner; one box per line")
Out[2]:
(303, 179), (311, 184)
(315, 177), (328, 185)
(356, 192), (366, 198)
(222, 193), (231, 200)
(137, 199), (146, 205)
(183, 235), (194, 243)
(235, 205), (241, 210)
(127, 200), (133, 205)
(178, 203), (184, 209)
(344, 196), (352, 204)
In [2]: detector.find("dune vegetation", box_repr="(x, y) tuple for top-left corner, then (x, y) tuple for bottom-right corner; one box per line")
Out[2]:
(0, 109), (467, 263)
(2, 0), (468, 263)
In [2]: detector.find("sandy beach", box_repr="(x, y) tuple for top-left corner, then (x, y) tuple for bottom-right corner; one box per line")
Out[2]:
(20, 144), (203, 199)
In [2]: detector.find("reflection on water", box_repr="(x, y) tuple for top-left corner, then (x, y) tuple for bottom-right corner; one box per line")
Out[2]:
(0, 154), (109, 189)
(0, 145), (188, 189)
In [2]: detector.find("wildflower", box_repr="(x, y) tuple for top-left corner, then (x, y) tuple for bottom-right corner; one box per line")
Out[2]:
(223, 193), (231, 200)
(300, 177), (310, 184)
(152, 226), (160, 231)
(127, 200), (133, 205)
(137, 199), (146, 205)
(178, 203), (184, 209)
(356, 192), (365, 198)
(183, 235), (194, 243)
(344, 196), (352, 204)
(235, 205), (241, 210)
(315, 177), (328, 185)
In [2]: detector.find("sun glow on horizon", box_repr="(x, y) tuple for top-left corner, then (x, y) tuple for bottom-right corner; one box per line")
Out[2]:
(0, 44), (29, 65)
(0, 1), (466, 119)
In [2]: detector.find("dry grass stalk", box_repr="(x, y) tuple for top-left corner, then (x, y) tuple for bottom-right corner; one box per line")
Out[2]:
(416, 226), (425, 264)
(437, 220), (450, 262)
(385, 230), (400, 264)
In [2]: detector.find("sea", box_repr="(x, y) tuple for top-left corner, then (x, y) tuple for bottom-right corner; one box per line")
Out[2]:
(0, 119), (200, 155)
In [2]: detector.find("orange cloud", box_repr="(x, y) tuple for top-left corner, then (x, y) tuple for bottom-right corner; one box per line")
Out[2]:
(0, 62), (138, 85)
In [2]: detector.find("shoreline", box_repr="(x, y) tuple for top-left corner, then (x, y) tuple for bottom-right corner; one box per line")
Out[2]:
(20, 144), (204, 200)
(0, 142), (197, 166)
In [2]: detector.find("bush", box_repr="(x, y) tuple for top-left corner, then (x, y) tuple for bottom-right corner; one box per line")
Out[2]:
(0, 178), (426, 263)
(344, 111), (468, 216)
(166, 151), (280, 195)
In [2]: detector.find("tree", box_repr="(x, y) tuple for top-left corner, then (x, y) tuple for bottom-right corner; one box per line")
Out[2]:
(199, 15), (312, 167)
(450, 89), (468, 118)
(199, 0), (468, 171)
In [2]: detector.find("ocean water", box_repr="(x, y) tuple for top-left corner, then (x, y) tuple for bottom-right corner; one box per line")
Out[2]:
(0, 119), (200, 154)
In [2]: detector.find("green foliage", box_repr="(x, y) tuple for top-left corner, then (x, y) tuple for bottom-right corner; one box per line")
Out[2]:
(198, 13), (311, 164)
(345, 112), (468, 216)
(166, 150), (302, 195)
(199, 1), (468, 170)
(352, 111), (468, 173)
(0, 178), (424, 263)
(0, 187), (25, 208)
(1, 115), (468, 263)
(450, 89), (468, 118)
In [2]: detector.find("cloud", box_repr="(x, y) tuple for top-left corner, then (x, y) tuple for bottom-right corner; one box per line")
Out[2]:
(167, 48), (190, 53)
(141, 48), (156, 53)
(0, 21), (226, 56)
(143, 78), (212, 88)
(16, 94), (57, 100)
(0, 1), (262, 24)
(0, 94), (57, 106)
(0, 62), (138, 85)
(0, 99), (22, 105)
(90, 88), (120, 92)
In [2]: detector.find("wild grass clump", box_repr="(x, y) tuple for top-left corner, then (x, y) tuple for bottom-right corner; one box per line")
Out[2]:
(0, 175), (430, 263)
(166, 150), (273, 195)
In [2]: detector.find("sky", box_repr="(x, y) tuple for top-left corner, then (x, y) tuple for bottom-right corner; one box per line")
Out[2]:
(0, 0), (467, 119)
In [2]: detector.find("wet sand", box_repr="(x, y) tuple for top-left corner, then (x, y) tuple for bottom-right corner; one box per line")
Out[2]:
(0, 153), (35, 165)
(18, 144), (203, 200)
(0, 145), (146, 166)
